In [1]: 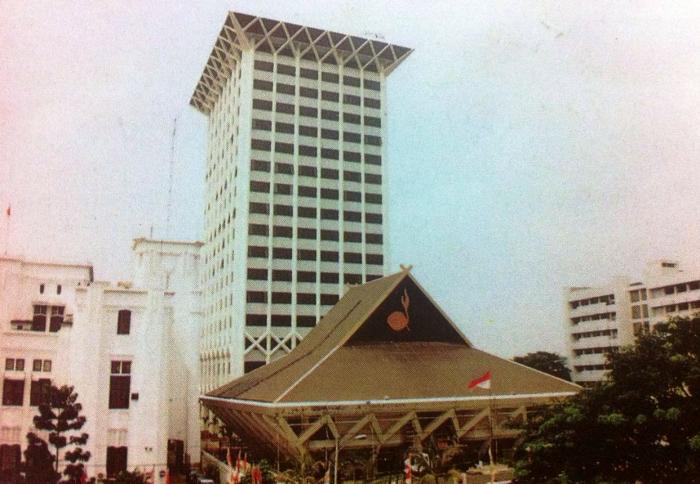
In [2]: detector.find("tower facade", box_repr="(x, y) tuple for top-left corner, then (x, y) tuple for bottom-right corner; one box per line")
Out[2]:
(191, 12), (411, 390)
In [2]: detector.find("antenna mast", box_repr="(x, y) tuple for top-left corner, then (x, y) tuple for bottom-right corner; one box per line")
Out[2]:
(165, 118), (177, 239)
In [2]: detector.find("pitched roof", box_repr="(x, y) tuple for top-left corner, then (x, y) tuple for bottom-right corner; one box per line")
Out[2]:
(206, 270), (579, 405)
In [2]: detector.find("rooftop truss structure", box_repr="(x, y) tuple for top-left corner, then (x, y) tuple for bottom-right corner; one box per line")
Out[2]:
(190, 11), (413, 114)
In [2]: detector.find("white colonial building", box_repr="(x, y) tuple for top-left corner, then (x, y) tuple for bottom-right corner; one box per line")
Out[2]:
(0, 238), (202, 481)
(191, 11), (412, 391)
(565, 259), (700, 385)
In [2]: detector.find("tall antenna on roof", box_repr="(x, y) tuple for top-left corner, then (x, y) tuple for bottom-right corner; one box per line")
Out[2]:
(165, 118), (177, 240)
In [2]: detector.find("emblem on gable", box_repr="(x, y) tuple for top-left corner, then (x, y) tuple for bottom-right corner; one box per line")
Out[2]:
(387, 289), (410, 331)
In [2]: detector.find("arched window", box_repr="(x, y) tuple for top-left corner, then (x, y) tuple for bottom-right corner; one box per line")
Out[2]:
(117, 310), (131, 335)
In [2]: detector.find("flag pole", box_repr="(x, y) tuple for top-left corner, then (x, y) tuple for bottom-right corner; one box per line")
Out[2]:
(488, 384), (495, 484)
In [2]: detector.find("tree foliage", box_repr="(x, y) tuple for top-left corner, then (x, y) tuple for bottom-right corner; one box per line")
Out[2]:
(28, 385), (90, 484)
(514, 317), (700, 483)
(513, 351), (571, 381)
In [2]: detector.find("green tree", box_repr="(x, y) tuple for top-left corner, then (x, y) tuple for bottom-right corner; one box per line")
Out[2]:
(29, 385), (90, 484)
(513, 351), (571, 381)
(513, 317), (700, 483)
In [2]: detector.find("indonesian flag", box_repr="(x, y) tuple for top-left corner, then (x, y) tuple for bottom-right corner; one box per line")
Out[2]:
(226, 447), (233, 467)
(240, 453), (248, 478)
(80, 468), (88, 484)
(251, 465), (263, 484)
(468, 371), (492, 390)
(404, 456), (412, 484)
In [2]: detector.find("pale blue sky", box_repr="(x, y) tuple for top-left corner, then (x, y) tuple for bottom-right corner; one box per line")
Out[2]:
(2, 1), (699, 357)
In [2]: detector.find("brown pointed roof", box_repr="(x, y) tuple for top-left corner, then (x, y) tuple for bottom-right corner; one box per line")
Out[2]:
(206, 270), (579, 406)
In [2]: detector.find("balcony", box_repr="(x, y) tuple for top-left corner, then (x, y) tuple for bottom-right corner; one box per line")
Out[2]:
(571, 336), (618, 351)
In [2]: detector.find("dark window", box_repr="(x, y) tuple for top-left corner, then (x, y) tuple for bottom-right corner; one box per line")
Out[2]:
(366, 193), (382, 204)
(366, 233), (383, 244)
(344, 211), (361, 222)
(271, 292), (292, 304)
(344, 151), (361, 162)
(297, 316), (316, 327)
(253, 79), (273, 91)
(321, 188), (339, 200)
(297, 271), (316, 282)
(343, 112), (361, 124)
(298, 206), (317, 218)
(251, 139), (271, 151)
(366, 154), (381, 165)
(106, 447), (128, 477)
(321, 148), (339, 160)
(366, 173), (382, 184)
(299, 106), (318, 117)
(344, 171), (361, 182)
(277, 102), (295, 114)
(343, 94), (361, 106)
(321, 209), (338, 220)
(300, 67), (317, 79)
(344, 132), (361, 143)
(272, 270), (292, 282)
(271, 315), (292, 327)
(273, 205), (293, 217)
(56, 285), (62, 295)
(275, 183), (292, 195)
(344, 191), (361, 202)
(254, 60), (274, 72)
(248, 246), (268, 258)
(250, 202), (269, 214)
(298, 186), (317, 198)
(253, 99), (273, 111)
(366, 213), (383, 224)
(30, 378), (51, 406)
(300, 87), (318, 98)
(277, 83), (295, 95)
(249, 224), (268, 236)
(298, 227), (316, 239)
(247, 268), (268, 280)
(299, 125), (317, 137)
(321, 294), (339, 306)
(365, 116), (381, 128)
(365, 97), (381, 109)
(297, 293), (316, 304)
(276, 122), (295, 134)
(49, 306), (64, 333)
(321, 110), (339, 121)
(367, 274), (382, 281)
(275, 162), (294, 175)
(5, 359), (24, 371)
(321, 251), (339, 262)
(251, 159), (271, 172)
(321, 272), (339, 283)
(32, 305), (47, 332)
(252, 119), (272, 131)
(364, 79), (380, 90)
(343, 75), (361, 87)
(2, 379), (24, 406)
(246, 314), (266, 326)
(297, 249), (316, 261)
(299, 145), (317, 157)
(247, 291), (267, 303)
(244, 361), (266, 373)
(299, 166), (317, 177)
(273, 226), (293, 238)
(250, 181), (270, 193)
(117, 310), (131, 335)
(344, 252), (362, 264)
(345, 273), (362, 284)
(108, 361), (131, 410)
(0, 444), (21, 475)
(321, 129), (339, 140)
(365, 135), (382, 146)
(321, 168), (339, 180)
(272, 248), (293, 259)
(39, 284), (45, 294)
(275, 142), (294, 154)
(344, 231), (362, 243)
(32, 360), (42, 372)
(321, 72), (339, 83)
(322, 91), (339, 102)
(321, 230), (339, 241)
(277, 63), (295, 76)
(367, 254), (384, 265)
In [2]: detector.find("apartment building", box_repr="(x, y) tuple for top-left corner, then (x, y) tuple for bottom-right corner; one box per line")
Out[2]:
(565, 260), (700, 385)
(0, 239), (201, 481)
(190, 11), (412, 390)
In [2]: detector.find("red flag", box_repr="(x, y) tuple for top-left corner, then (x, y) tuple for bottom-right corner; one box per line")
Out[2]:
(468, 371), (492, 390)
(165, 468), (171, 484)
(404, 456), (412, 484)
(80, 468), (88, 484)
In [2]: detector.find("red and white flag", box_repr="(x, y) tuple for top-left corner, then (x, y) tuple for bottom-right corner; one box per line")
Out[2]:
(226, 446), (233, 467)
(468, 371), (492, 390)
(404, 456), (412, 484)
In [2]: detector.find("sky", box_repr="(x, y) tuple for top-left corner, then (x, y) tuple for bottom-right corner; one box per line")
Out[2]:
(1, 1), (699, 358)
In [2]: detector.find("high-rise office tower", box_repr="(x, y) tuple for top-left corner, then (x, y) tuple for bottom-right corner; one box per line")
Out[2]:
(191, 12), (411, 390)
